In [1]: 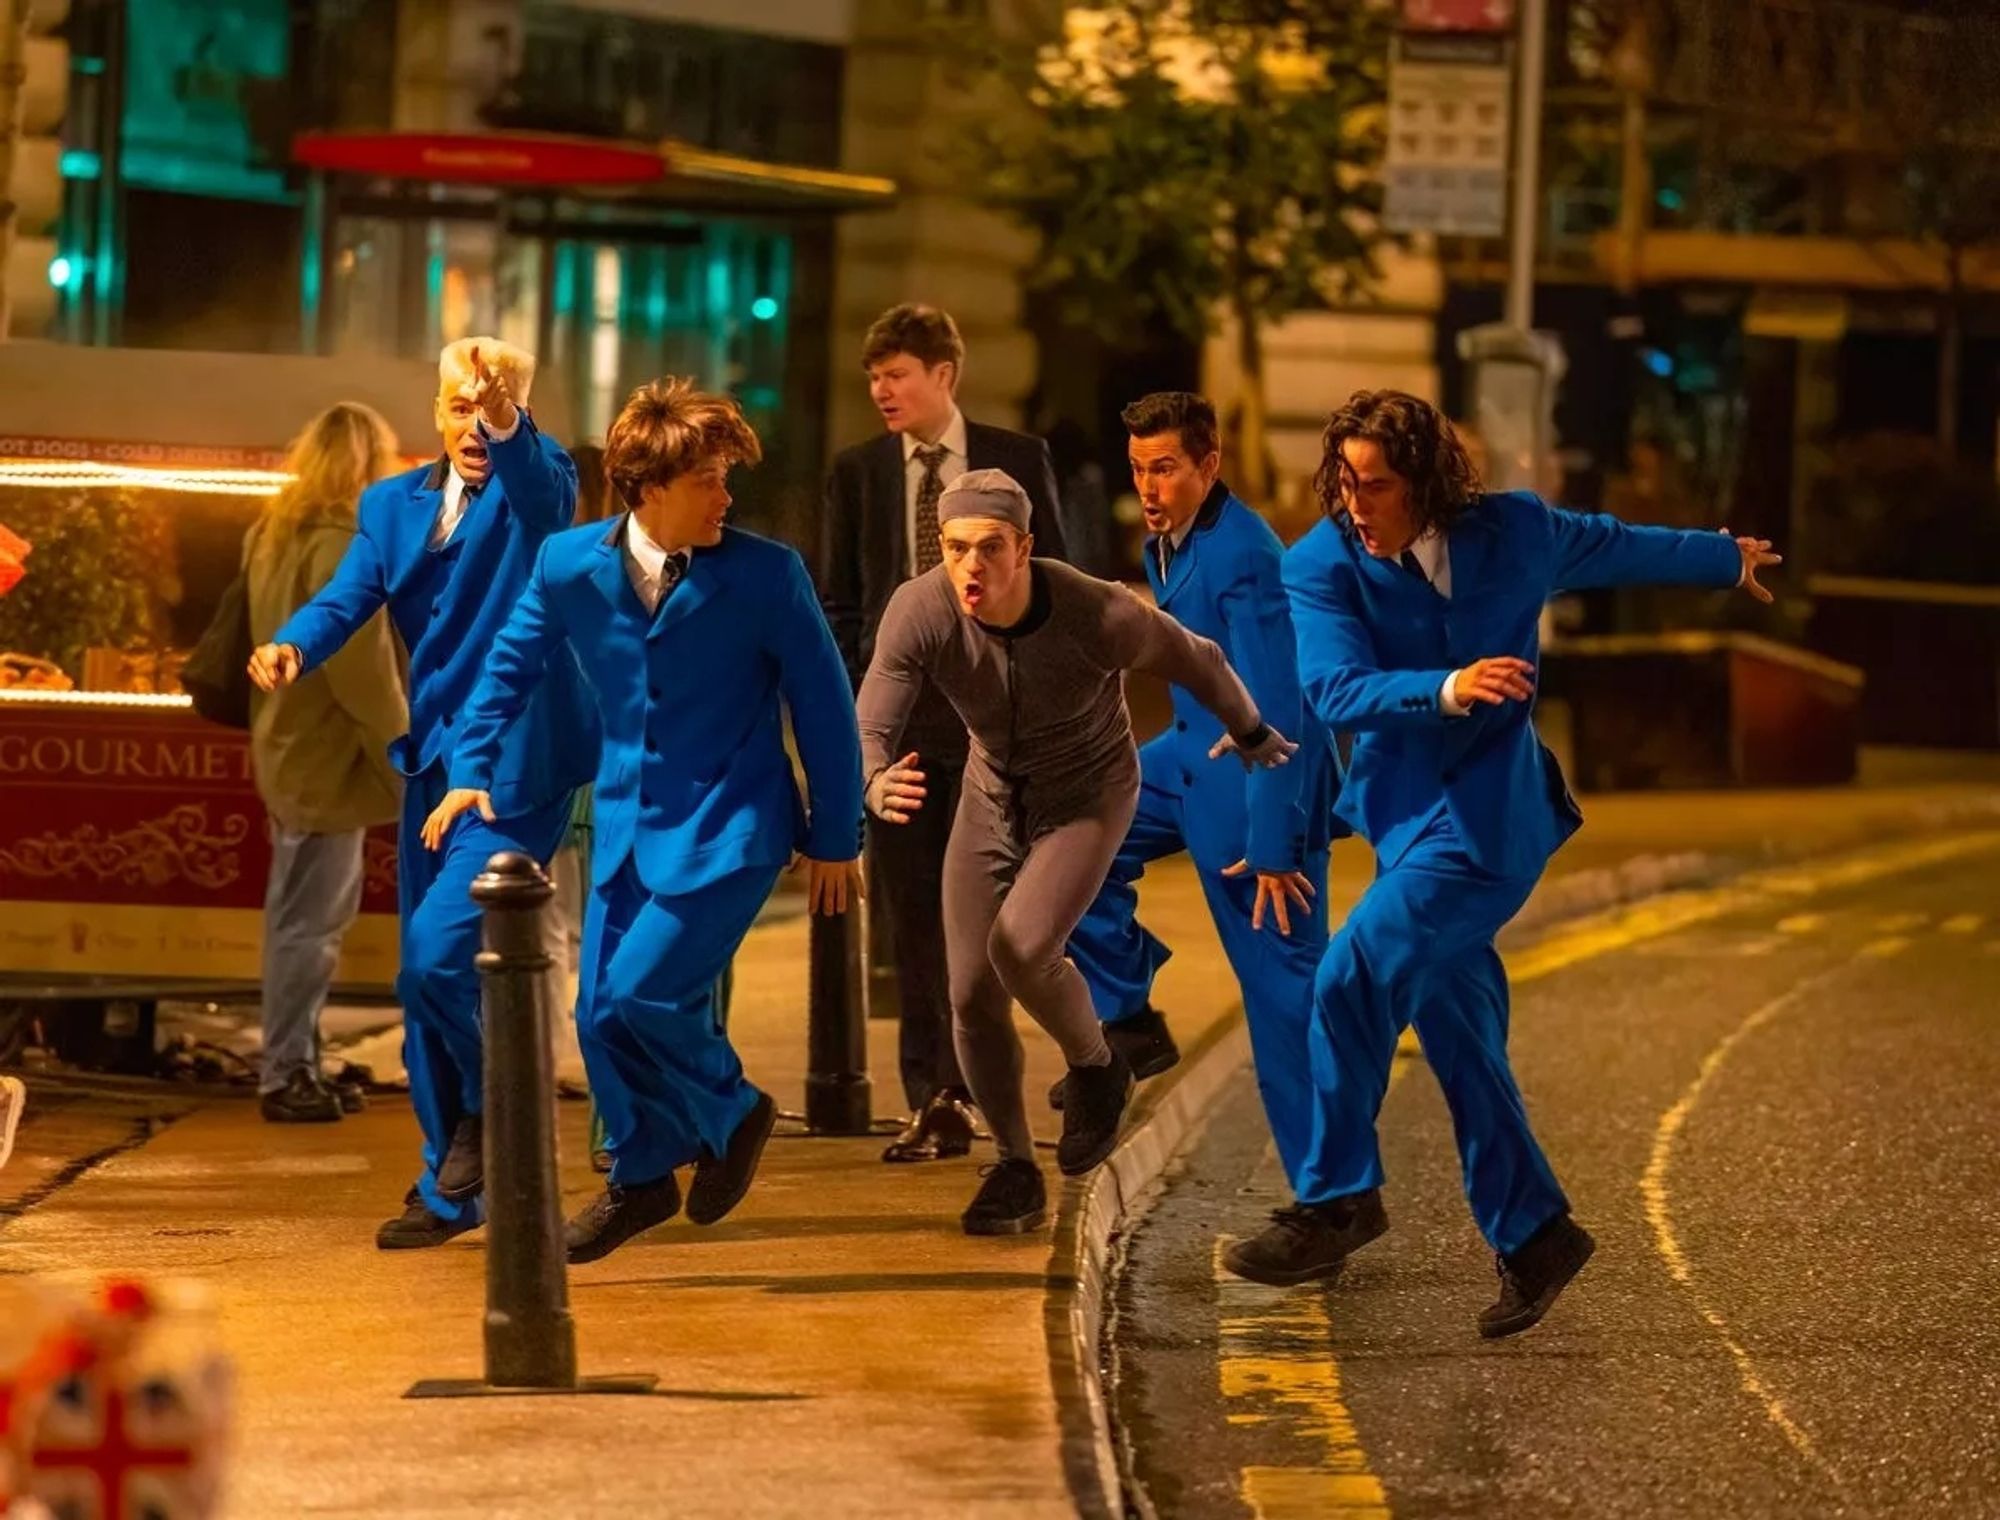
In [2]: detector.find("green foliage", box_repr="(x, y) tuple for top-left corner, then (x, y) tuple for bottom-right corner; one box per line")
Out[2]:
(955, 0), (1393, 347)
(0, 487), (172, 677)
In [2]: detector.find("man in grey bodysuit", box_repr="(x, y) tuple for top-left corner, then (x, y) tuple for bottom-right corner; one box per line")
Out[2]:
(857, 469), (1295, 1236)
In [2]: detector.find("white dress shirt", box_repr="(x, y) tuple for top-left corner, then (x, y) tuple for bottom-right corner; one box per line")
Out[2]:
(903, 407), (969, 575)
(1405, 530), (1472, 718)
(1155, 514), (1200, 582)
(429, 409), (522, 548)
(623, 513), (688, 615)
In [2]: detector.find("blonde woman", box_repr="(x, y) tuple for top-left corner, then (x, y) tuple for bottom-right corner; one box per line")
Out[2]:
(247, 403), (409, 1123)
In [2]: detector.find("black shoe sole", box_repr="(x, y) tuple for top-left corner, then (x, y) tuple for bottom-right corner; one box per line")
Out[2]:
(687, 1094), (776, 1226)
(1479, 1232), (1596, 1339)
(961, 1206), (1048, 1237)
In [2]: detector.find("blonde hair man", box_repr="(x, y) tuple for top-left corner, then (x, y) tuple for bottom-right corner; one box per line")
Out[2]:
(250, 338), (598, 1250)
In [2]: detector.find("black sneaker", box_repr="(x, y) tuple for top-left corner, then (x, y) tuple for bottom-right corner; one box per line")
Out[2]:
(960, 1159), (1048, 1236)
(1480, 1213), (1596, 1339)
(1055, 1051), (1134, 1177)
(687, 1088), (776, 1226)
(375, 1189), (479, 1250)
(1049, 1006), (1178, 1109)
(565, 1175), (683, 1264)
(260, 1069), (341, 1124)
(1221, 1190), (1390, 1286)
(434, 1115), (484, 1203)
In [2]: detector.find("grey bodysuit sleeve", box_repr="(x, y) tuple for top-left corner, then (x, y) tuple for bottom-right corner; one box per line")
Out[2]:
(855, 580), (934, 782)
(1098, 581), (1264, 737)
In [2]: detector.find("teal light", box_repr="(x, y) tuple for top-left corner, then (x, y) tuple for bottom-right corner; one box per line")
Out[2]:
(48, 255), (76, 289)
(60, 149), (102, 180)
(750, 295), (779, 321)
(1656, 187), (1684, 211)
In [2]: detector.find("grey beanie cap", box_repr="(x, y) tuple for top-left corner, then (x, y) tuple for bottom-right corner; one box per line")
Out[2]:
(936, 468), (1033, 532)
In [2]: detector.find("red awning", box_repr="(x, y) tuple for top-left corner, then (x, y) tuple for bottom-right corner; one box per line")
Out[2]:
(292, 130), (896, 211)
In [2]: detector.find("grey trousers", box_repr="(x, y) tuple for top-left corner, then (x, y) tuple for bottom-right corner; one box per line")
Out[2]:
(942, 779), (1133, 1160)
(259, 824), (366, 1092)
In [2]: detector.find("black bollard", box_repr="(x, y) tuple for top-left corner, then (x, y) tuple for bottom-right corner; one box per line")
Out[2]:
(470, 851), (576, 1388)
(405, 851), (655, 1400)
(805, 905), (872, 1135)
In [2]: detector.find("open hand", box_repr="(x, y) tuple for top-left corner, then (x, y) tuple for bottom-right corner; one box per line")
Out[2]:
(1221, 859), (1316, 937)
(247, 642), (301, 692)
(1452, 657), (1535, 708)
(865, 751), (927, 823)
(796, 855), (866, 916)
(1731, 533), (1782, 604)
(421, 788), (495, 851)
(1208, 725), (1297, 770)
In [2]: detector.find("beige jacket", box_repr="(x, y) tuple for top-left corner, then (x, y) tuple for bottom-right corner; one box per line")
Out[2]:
(246, 515), (408, 834)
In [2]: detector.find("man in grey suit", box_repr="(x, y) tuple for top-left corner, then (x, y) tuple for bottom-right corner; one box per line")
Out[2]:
(818, 303), (1068, 1163)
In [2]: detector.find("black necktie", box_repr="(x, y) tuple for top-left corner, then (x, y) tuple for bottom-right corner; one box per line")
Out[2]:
(1158, 536), (1175, 580)
(913, 445), (948, 575)
(1400, 548), (1428, 585)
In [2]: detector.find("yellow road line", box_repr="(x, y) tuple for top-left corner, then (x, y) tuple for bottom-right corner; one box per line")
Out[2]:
(1872, 912), (1926, 933)
(1776, 913), (1826, 934)
(1859, 936), (1910, 958)
(1941, 913), (1984, 934)
(1510, 831), (2000, 986)
(1639, 960), (1858, 1493)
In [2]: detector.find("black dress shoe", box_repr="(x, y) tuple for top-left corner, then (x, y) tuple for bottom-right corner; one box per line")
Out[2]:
(565, 1174), (683, 1264)
(961, 1159), (1047, 1236)
(376, 1189), (479, 1250)
(1055, 1051), (1134, 1177)
(1221, 1190), (1390, 1286)
(434, 1115), (484, 1203)
(260, 1069), (341, 1124)
(881, 1086), (977, 1163)
(687, 1088), (776, 1225)
(1480, 1213), (1596, 1339)
(1049, 1005), (1179, 1108)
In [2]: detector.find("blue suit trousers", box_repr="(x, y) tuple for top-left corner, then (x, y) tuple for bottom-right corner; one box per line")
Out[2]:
(1066, 772), (1328, 1198)
(578, 860), (778, 1185)
(1305, 808), (1568, 1255)
(397, 764), (573, 1224)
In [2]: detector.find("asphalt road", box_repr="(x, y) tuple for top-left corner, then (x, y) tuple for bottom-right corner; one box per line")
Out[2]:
(1110, 835), (2000, 1520)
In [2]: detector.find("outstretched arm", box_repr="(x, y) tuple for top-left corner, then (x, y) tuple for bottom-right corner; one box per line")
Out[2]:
(1546, 499), (1757, 594)
(1102, 584), (1264, 737)
(263, 495), (392, 679)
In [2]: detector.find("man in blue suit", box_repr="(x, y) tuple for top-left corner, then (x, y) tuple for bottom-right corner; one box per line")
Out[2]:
(1261, 389), (1779, 1337)
(1064, 392), (1339, 1239)
(249, 338), (597, 1249)
(427, 379), (865, 1264)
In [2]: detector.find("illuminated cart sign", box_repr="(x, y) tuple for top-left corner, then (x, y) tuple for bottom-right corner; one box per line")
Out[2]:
(0, 694), (398, 983)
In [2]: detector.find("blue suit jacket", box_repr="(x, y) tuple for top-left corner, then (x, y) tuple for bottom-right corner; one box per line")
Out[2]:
(272, 414), (598, 818)
(1283, 491), (1743, 880)
(1145, 485), (1338, 872)
(450, 518), (865, 896)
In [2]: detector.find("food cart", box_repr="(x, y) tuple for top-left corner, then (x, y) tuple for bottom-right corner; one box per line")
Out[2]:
(0, 343), (463, 1071)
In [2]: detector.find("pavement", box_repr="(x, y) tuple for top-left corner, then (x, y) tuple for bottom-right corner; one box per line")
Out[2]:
(2, 749), (1997, 1517)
